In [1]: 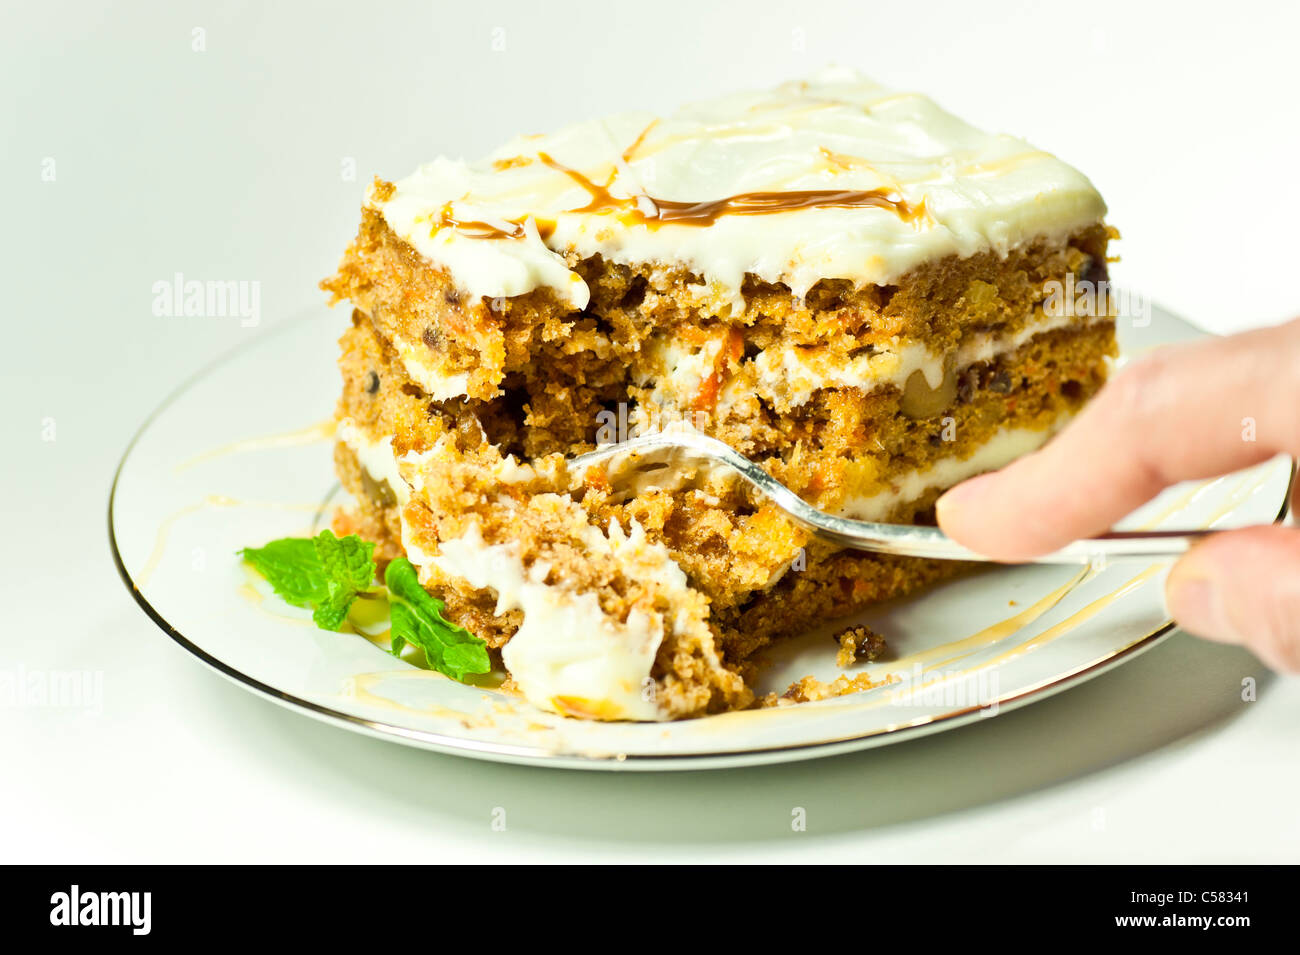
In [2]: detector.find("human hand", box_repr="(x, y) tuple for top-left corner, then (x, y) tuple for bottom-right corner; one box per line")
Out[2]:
(936, 317), (1300, 672)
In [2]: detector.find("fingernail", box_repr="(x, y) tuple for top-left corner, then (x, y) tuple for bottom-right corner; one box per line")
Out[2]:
(1165, 574), (1232, 642)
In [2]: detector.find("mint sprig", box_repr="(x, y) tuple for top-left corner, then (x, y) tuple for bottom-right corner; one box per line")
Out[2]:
(311, 530), (376, 630)
(385, 557), (490, 680)
(238, 536), (331, 609)
(239, 533), (489, 683)
(240, 530), (374, 631)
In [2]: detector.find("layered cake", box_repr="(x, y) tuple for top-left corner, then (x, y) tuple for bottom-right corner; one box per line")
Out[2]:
(322, 69), (1116, 720)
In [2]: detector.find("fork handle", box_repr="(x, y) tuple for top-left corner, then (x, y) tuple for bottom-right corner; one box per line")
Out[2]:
(805, 522), (1213, 564)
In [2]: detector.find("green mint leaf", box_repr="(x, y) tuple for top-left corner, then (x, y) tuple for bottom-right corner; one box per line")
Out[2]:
(239, 537), (328, 608)
(312, 592), (354, 631)
(311, 530), (377, 632)
(313, 530), (376, 594)
(385, 557), (490, 680)
(241, 531), (376, 632)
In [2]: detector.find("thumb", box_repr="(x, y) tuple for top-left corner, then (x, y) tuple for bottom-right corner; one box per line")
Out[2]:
(1164, 525), (1300, 672)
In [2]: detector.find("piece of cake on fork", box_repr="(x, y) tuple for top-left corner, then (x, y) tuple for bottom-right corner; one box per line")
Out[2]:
(322, 68), (1116, 721)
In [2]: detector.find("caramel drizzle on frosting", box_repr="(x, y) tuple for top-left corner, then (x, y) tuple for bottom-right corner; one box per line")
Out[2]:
(433, 202), (555, 241)
(433, 148), (928, 241)
(620, 119), (659, 163)
(538, 151), (926, 228)
(653, 188), (924, 225)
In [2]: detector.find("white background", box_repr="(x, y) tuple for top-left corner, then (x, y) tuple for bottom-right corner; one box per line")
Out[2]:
(2, 0), (1298, 862)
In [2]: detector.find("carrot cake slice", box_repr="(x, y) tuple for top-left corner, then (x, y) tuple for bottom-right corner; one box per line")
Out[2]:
(322, 68), (1116, 721)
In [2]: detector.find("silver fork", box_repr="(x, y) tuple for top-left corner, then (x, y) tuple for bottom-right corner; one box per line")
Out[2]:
(567, 431), (1250, 565)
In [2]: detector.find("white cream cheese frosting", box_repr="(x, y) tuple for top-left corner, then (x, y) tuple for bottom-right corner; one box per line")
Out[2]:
(336, 418), (411, 505)
(376, 67), (1106, 310)
(429, 518), (689, 722)
(835, 418), (1070, 522)
(632, 306), (1110, 416)
(748, 307), (1110, 412)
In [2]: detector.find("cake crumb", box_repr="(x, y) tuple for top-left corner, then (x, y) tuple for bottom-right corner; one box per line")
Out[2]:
(834, 624), (886, 668)
(762, 670), (899, 707)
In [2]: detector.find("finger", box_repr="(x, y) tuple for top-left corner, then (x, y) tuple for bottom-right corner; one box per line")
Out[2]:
(937, 317), (1300, 560)
(1165, 525), (1300, 672)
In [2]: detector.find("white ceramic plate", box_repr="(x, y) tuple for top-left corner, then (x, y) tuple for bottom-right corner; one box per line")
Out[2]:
(110, 304), (1293, 770)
